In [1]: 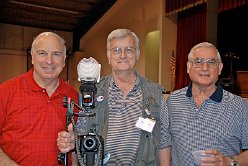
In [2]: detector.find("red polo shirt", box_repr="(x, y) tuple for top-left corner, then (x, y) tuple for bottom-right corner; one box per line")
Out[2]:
(0, 70), (78, 166)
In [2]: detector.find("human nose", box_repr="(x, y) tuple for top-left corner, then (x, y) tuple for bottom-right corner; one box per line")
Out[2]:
(201, 61), (210, 70)
(119, 48), (127, 58)
(45, 53), (53, 63)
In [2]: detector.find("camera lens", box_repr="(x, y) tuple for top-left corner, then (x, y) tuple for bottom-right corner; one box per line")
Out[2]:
(83, 136), (97, 151)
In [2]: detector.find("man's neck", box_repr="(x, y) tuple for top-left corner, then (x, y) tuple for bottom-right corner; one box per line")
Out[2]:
(112, 70), (137, 97)
(112, 70), (136, 84)
(192, 83), (217, 107)
(33, 71), (59, 96)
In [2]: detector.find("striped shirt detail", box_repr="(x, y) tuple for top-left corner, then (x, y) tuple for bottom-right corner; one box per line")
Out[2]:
(104, 76), (171, 165)
(105, 80), (142, 165)
(167, 86), (248, 166)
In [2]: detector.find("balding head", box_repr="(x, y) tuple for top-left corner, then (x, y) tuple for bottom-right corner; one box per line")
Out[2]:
(31, 32), (66, 56)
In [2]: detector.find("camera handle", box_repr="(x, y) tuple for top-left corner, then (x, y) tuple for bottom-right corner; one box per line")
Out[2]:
(58, 97), (74, 166)
(58, 96), (108, 166)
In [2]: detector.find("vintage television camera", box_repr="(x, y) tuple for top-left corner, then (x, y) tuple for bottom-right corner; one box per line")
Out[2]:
(58, 58), (107, 166)
(77, 77), (104, 166)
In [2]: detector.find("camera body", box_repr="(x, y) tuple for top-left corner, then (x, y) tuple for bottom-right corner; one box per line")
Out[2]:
(80, 132), (104, 166)
(79, 79), (97, 108)
(78, 78), (104, 165)
(58, 58), (105, 166)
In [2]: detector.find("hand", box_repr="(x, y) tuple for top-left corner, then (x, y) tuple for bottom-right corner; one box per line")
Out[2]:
(201, 149), (232, 166)
(57, 123), (75, 153)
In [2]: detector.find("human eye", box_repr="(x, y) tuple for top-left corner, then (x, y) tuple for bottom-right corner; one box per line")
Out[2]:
(207, 59), (218, 67)
(36, 50), (47, 56)
(125, 47), (135, 55)
(207, 59), (216, 64)
(194, 58), (203, 65)
(52, 51), (62, 57)
(112, 47), (121, 55)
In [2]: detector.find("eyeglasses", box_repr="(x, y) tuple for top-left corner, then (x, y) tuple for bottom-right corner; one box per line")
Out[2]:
(190, 58), (221, 68)
(109, 47), (136, 56)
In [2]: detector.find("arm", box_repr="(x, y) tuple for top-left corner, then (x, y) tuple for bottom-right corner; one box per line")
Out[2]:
(0, 148), (19, 166)
(202, 150), (248, 166)
(159, 97), (171, 166)
(235, 150), (248, 166)
(71, 151), (79, 166)
(159, 147), (171, 166)
(235, 100), (248, 165)
(0, 86), (19, 165)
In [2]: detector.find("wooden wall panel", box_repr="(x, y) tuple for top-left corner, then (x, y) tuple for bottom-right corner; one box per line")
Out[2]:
(237, 71), (248, 97)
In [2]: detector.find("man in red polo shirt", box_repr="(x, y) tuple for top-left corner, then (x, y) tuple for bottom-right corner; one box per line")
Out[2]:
(0, 32), (78, 165)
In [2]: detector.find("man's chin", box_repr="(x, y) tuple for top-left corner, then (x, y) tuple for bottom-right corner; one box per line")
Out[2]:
(116, 69), (132, 73)
(195, 82), (215, 88)
(42, 73), (58, 80)
(116, 66), (132, 71)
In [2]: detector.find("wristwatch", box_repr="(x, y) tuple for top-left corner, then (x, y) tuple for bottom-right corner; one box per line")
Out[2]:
(229, 156), (239, 166)
(230, 160), (239, 166)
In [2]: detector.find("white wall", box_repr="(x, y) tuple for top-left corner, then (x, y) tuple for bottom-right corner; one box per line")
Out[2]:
(145, 30), (160, 82)
(79, 0), (177, 91)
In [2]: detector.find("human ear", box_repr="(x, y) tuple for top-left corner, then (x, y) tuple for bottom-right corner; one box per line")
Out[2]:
(187, 62), (191, 74)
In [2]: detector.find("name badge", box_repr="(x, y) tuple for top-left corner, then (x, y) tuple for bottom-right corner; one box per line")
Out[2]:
(135, 117), (156, 133)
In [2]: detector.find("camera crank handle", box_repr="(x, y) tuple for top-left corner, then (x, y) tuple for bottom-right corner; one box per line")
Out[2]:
(102, 153), (111, 165)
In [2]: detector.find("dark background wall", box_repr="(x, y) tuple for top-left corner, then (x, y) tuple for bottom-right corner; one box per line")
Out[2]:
(217, 4), (248, 79)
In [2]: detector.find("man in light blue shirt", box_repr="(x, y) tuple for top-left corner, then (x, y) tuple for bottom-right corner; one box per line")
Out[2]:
(167, 42), (248, 166)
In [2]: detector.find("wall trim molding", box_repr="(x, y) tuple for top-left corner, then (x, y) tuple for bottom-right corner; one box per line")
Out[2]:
(0, 49), (26, 56)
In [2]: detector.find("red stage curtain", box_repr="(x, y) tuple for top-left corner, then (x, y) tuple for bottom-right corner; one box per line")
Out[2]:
(218, 0), (248, 12)
(166, 0), (248, 15)
(174, 3), (207, 90)
(165, 0), (207, 16)
(166, 0), (248, 90)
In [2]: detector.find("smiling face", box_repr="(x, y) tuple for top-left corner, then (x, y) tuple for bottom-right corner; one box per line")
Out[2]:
(31, 33), (66, 83)
(107, 35), (139, 74)
(187, 46), (223, 88)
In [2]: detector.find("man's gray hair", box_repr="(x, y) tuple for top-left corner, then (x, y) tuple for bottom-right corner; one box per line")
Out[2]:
(188, 42), (221, 61)
(31, 32), (66, 56)
(107, 29), (140, 55)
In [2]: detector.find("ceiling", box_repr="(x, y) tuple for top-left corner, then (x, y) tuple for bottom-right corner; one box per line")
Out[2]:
(0, 0), (117, 50)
